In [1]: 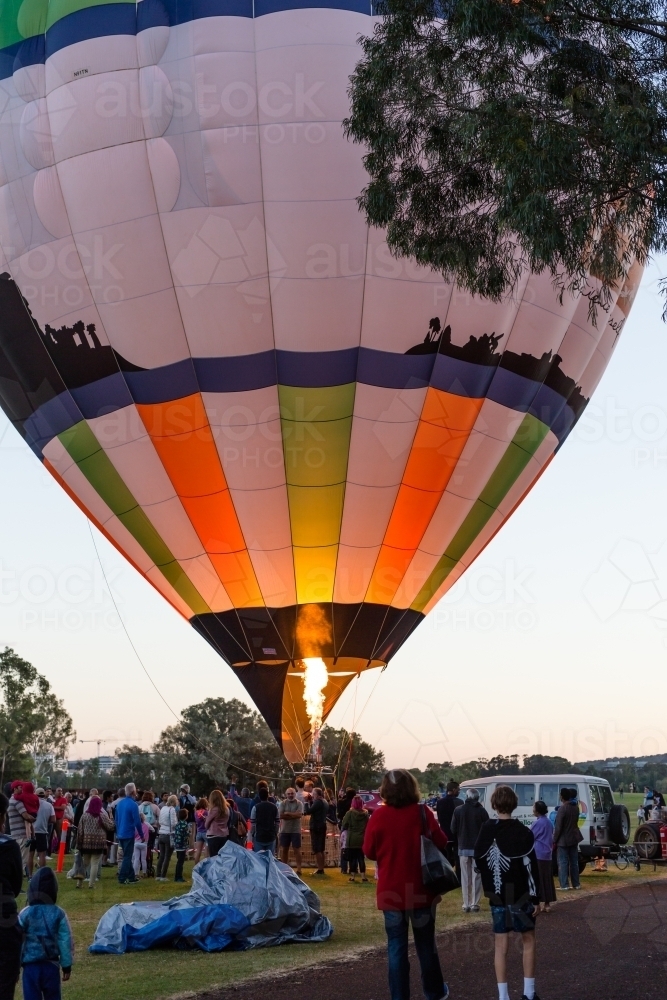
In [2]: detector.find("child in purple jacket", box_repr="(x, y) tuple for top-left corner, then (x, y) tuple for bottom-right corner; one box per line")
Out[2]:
(531, 801), (556, 913)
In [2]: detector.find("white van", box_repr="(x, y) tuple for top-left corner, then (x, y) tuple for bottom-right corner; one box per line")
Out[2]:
(459, 774), (630, 863)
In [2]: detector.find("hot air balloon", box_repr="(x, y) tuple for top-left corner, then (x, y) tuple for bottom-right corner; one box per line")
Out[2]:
(0, 0), (642, 762)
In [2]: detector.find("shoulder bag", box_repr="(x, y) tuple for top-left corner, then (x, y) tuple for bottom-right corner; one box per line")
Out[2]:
(420, 805), (460, 895)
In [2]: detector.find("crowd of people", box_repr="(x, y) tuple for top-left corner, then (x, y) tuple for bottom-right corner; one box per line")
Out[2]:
(1, 767), (620, 1000)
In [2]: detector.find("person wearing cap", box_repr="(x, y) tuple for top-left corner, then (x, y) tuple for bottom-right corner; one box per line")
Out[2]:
(32, 791), (55, 872)
(19, 867), (73, 1000)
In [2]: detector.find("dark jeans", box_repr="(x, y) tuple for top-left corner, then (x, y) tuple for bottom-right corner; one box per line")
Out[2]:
(22, 961), (61, 1000)
(383, 908), (446, 1000)
(157, 835), (173, 878)
(118, 837), (136, 883)
(0, 923), (22, 1000)
(253, 839), (275, 853)
(175, 850), (186, 880)
(206, 836), (228, 857)
(557, 845), (580, 889)
(347, 847), (366, 874)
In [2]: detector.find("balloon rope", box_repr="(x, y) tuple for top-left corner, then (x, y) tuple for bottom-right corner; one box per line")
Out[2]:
(86, 519), (290, 781)
(332, 676), (358, 779)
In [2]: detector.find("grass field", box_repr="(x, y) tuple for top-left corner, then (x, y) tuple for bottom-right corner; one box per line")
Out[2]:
(15, 830), (666, 1000)
(623, 792), (646, 834)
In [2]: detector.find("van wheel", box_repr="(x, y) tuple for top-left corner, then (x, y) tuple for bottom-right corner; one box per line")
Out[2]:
(634, 823), (660, 860)
(607, 805), (631, 845)
(578, 854), (588, 875)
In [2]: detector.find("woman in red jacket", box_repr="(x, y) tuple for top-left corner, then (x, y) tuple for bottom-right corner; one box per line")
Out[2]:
(363, 769), (449, 1000)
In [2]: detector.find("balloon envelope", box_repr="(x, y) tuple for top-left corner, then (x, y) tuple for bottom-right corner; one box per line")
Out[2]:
(0, 0), (641, 760)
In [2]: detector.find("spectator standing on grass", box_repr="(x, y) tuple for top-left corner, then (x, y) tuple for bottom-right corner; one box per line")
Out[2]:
(225, 797), (247, 846)
(294, 777), (307, 803)
(252, 780), (275, 805)
(451, 788), (488, 913)
(133, 815), (151, 879)
(139, 792), (159, 874)
(341, 795), (369, 883)
(205, 789), (230, 858)
(324, 788), (338, 825)
(193, 798), (209, 863)
(114, 783), (144, 885)
(337, 787), (357, 874)
(7, 783), (34, 876)
(76, 797), (113, 890)
(553, 788), (582, 891)
(63, 795), (74, 854)
(305, 787), (328, 875)
(0, 792), (23, 1000)
(173, 809), (190, 882)
(52, 790), (67, 846)
(178, 785), (197, 848)
(278, 788), (303, 875)
(156, 795), (178, 880)
(436, 781), (463, 872)
(474, 785), (541, 1000)
(19, 868), (73, 1000)
(530, 801), (556, 914)
(32, 791), (55, 871)
(336, 786), (356, 824)
(363, 769), (449, 1000)
(251, 787), (278, 854)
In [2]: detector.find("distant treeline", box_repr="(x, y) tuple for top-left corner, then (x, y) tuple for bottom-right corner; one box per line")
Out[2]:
(410, 753), (667, 794)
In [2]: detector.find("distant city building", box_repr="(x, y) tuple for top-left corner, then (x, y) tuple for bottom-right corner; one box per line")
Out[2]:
(67, 756), (119, 774)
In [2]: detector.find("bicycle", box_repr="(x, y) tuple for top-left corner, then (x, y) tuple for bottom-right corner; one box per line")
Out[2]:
(614, 844), (641, 871)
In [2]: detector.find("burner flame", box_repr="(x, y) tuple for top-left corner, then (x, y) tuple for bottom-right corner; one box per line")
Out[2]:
(302, 656), (328, 754)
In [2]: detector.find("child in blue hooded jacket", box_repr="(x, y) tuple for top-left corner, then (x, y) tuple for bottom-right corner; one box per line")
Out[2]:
(19, 867), (73, 1000)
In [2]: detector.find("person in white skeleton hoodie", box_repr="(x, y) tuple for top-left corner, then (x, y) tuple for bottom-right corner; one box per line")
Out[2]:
(474, 785), (541, 1000)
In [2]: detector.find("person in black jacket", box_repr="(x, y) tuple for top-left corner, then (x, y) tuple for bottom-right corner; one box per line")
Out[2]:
(451, 788), (489, 912)
(250, 787), (278, 853)
(0, 792), (23, 1000)
(436, 781), (463, 873)
(474, 785), (541, 1000)
(553, 788), (583, 890)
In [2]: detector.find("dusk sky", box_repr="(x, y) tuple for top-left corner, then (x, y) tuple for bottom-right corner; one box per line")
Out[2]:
(2, 260), (667, 771)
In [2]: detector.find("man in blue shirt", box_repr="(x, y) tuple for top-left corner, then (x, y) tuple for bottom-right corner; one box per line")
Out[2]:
(114, 783), (144, 884)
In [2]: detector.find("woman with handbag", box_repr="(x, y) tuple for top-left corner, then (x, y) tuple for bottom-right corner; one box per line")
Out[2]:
(225, 797), (247, 846)
(77, 796), (114, 889)
(363, 769), (450, 1000)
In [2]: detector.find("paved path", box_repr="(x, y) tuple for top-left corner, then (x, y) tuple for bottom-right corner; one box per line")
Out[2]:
(197, 880), (667, 1000)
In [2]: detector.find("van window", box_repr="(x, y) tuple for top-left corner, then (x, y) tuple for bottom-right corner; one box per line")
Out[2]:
(539, 784), (559, 807)
(514, 784), (536, 807)
(539, 783), (577, 807)
(599, 786), (614, 813)
(589, 785), (603, 813)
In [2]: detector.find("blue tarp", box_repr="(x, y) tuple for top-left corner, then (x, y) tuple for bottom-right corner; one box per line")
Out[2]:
(91, 904), (250, 954)
(89, 843), (334, 954)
